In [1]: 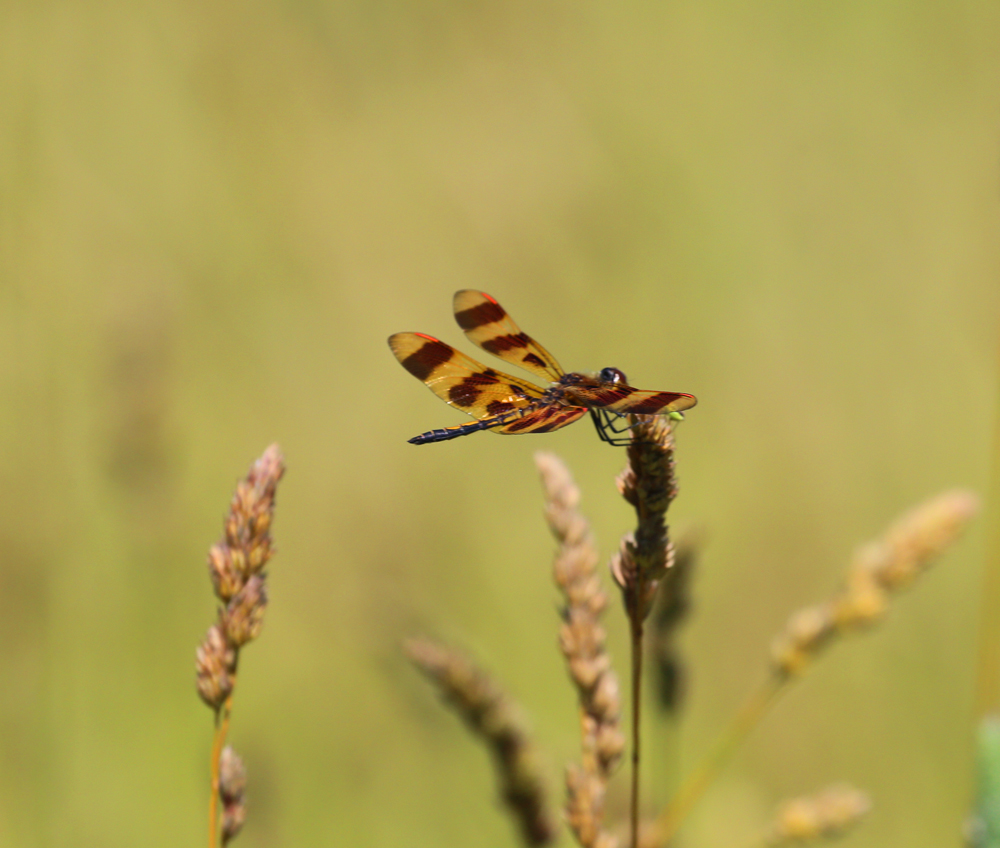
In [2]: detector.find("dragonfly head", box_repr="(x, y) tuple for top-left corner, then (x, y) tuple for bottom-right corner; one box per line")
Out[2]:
(598, 367), (628, 385)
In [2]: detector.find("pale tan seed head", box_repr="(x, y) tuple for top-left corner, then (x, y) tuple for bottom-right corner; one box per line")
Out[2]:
(771, 489), (978, 677)
(219, 746), (247, 805)
(536, 451), (624, 848)
(768, 784), (871, 844)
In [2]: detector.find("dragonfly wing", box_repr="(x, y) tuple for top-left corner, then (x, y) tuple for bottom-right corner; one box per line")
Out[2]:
(453, 290), (565, 382)
(495, 404), (587, 435)
(572, 385), (698, 415)
(388, 333), (544, 420)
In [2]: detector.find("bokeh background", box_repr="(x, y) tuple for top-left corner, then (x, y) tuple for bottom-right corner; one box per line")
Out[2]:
(1, 3), (998, 846)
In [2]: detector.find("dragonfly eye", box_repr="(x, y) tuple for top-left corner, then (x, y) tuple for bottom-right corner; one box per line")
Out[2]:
(599, 367), (627, 384)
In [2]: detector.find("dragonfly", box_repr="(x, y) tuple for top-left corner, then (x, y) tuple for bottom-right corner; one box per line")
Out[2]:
(388, 291), (697, 445)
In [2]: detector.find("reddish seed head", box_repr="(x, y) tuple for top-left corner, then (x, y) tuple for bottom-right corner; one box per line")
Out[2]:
(195, 624), (236, 710)
(221, 575), (268, 647)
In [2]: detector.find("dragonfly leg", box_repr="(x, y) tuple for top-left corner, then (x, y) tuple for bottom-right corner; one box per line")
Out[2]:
(590, 409), (636, 446)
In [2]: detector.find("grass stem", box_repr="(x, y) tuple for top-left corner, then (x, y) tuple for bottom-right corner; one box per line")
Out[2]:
(629, 617), (643, 848)
(974, 328), (1000, 717)
(208, 694), (234, 848)
(652, 675), (784, 845)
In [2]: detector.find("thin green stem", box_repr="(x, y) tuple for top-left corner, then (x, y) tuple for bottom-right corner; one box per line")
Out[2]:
(652, 675), (785, 846)
(975, 324), (1000, 718)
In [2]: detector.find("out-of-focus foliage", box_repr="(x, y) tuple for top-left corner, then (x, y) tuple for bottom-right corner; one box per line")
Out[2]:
(0, 3), (996, 847)
(971, 717), (1000, 848)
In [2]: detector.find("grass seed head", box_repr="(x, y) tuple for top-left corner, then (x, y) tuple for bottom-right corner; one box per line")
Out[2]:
(769, 784), (871, 843)
(221, 574), (268, 647)
(219, 746), (247, 805)
(405, 637), (556, 846)
(208, 543), (243, 603)
(864, 489), (979, 590)
(536, 451), (624, 848)
(196, 623), (236, 710)
(771, 490), (977, 677)
(221, 800), (246, 846)
(612, 416), (678, 622)
(771, 605), (836, 677)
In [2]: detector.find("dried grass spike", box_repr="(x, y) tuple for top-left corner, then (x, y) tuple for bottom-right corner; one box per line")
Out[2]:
(613, 415), (678, 622)
(221, 574), (268, 647)
(196, 624), (236, 710)
(221, 803), (246, 846)
(610, 416), (683, 847)
(208, 544), (243, 603)
(768, 784), (871, 844)
(219, 746), (247, 845)
(222, 444), (284, 582)
(536, 451), (623, 848)
(867, 489), (979, 589)
(405, 637), (556, 846)
(771, 489), (978, 678)
(198, 444), (286, 848)
(771, 604), (836, 678)
(219, 745), (247, 804)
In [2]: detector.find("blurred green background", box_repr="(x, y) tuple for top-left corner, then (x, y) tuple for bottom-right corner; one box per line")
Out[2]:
(1, 2), (998, 846)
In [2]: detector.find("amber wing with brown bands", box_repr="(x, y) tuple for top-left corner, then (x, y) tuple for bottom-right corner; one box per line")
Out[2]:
(388, 332), (544, 420)
(452, 290), (565, 383)
(495, 404), (587, 434)
(570, 385), (698, 415)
